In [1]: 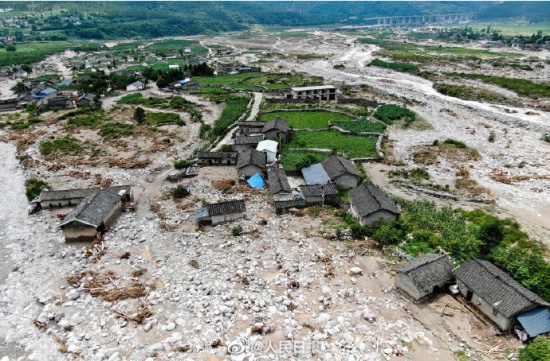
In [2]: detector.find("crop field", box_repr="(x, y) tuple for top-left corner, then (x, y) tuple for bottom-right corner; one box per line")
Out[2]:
(332, 118), (387, 133)
(286, 131), (378, 158)
(0, 41), (102, 67)
(144, 39), (206, 56)
(259, 111), (353, 129)
(194, 72), (263, 85)
(279, 150), (331, 170)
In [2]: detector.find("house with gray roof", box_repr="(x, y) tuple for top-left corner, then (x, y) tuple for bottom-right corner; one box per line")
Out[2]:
(300, 183), (338, 205)
(273, 194), (306, 214)
(453, 259), (550, 332)
(237, 121), (265, 136)
(195, 199), (246, 226)
(39, 185), (133, 209)
(349, 183), (400, 226)
(59, 189), (126, 242)
(262, 117), (290, 143)
(197, 151), (238, 166)
(76, 93), (96, 107)
(267, 167), (291, 195)
(237, 149), (266, 178)
(395, 254), (453, 301)
(126, 81), (145, 92)
(321, 155), (361, 190)
(232, 135), (264, 152)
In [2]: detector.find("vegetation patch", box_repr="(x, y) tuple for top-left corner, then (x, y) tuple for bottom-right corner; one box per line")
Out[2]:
(333, 117), (386, 133)
(369, 58), (419, 74)
(445, 72), (550, 98)
(100, 122), (135, 139)
(434, 83), (517, 104)
(286, 131), (378, 158)
(25, 178), (51, 201)
(374, 104), (416, 126)
(280, 151), (331, 170)
(413, 140), (479, 165)
(259, 111), (352, 129)
(40, 137), (83, 157)
(145, 112), (185, 126)
(209, 97), (249, 141)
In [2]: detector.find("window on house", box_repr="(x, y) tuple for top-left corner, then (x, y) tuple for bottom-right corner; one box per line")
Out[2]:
(492, 308), (498, 316)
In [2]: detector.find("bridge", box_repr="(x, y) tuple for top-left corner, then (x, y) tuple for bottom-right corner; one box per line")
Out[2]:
(363, 13), (475, 27)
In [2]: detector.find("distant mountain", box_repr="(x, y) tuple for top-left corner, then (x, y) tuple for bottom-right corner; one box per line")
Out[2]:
(1, 1), (548, 40)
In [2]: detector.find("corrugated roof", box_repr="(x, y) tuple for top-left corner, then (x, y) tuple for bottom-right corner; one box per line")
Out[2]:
(301, 163), (331, 185)
(237, 149), (266, 169)
(349, 183), (399, 217)
(301, 183), (338, 197)
(267, 167), (291, 195)
(247, 172), (266, 189)
(59, 190), (121, 228)
(517, 308), (550, 338)
(396, 254), (453, 292)
(207, 200), (246, 216)
(322, 155), (361, 180)
(453, 259), (550, 318)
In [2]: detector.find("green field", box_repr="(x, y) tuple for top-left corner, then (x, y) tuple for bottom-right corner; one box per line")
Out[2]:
(0, 41), (101, 67)
(286, 131), (378, 158)
(470, 23), (550, 36)
(333, 118), (387, 133)
(195, 72), (263, 85)
(280, 150), (331, 170)
(259, 111), (353, 129)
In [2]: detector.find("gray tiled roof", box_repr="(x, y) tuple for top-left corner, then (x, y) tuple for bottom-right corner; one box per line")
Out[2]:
(322, 155), (361, 179)
(453, 259), (550, 318)
(41, 188), (98, 202)
(262, 117), (289, 133)
(197, 151), (238, 160)
(397, 254), (453, 292)
(238, 121), (265, 128)
(267, 167), (292, 195)
(234, 135), (264, 145)
(59, 190), (121, 228)
(349, 183), (399, 217)
(237, 149), (266, 169)
(207, 200), (246, 216)
(274, 198), (306, 209)
(300, 184), (338, 197)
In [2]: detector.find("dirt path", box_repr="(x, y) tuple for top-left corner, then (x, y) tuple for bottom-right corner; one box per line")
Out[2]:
(246, 92), (263, 121)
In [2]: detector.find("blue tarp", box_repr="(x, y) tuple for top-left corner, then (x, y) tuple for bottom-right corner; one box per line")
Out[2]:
(517, 308), (550, 338)
(301, 163), (330, 185)
(195, 207), (209, 219)
(247, 172), (266, 189)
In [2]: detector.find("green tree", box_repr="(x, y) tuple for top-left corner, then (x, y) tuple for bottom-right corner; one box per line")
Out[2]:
(519, 336), (550, 361)
(171, 185), (189, 199)
(478, 219), (505, 256)
(25, 178), (50, 201)
(5, 44), (16, 52)
(133, 107), (145, 124)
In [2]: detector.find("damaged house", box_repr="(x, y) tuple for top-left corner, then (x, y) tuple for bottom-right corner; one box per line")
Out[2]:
(300, 183), (338, 205)
(395, 254), (454, 301)
(197, 151), (238, 166)
(349, 183), (400, 226)
(195, 199), (246, 226)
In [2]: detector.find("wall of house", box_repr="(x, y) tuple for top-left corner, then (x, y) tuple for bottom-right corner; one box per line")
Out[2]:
(333, 174), (359, 190)
(238, 165), (263, 178)
(41, 197), (84, 209)
(359, 210), (397, 226)
(262, 150), (276, 163)
(62, 226), (97, 242)
(395, 273), (428, 301)
(211, 212), (244, 225)
(264, 130), (287, 143)
(456, 280), (512, 331)
(304, 195), (323, 204)
(232, 144), (254, 152)
(102, 201), (122, 230)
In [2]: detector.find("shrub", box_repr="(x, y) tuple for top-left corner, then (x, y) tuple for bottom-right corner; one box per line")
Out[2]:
(39, 137), (82, 156)
(199, 123), (212, 139)
(488, 132), (496, 142)
(543, 134), (550, 143)
(218, 144), (232, 152)
(369, 58), (419, 74)
(518, 336), (550, 361)
(133, 107), (145, 124)
(100, 122), (135, 139)
(25, 178), (50, 201)
(174, 159), (192, 169)
(443, 138), (468, 149)
(171, 185), (189, 199)
(374, 104), (416, 125)
(231, 225), (243, 237)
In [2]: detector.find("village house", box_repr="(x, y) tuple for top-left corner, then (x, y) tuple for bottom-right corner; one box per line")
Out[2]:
(300, 183), (338, 205)
(237, 149), (266, 178)
(289, 85), (337, 101)
(38, 185), (133, 209)
(33, 87), (57, 100)
(76, 93), (96, 107)
(267, 167), (292, 195)
(302, 163), (331, 185)
(395, 254), (454, 301)
(262, 117), (290, 143)
(195, 199), (246, 226)
(321, 155), (361, 190)
(453, 259), (550, 332)
(232, 135), (264, 152)
(273, 194), (307, 215)
(37, 97), (75, 111)
(59, 189), (128, 242)
(197, 151), (238, 166)
(237, 121), (265, 136)
(349, 183), (400, 226)
(126, 81), (145, 92)
(256, 140), (278, 163)
(0, 98), (18, 113)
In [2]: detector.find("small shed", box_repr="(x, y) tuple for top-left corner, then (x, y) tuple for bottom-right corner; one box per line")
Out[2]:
(267, 167), (291, 195)
(453, 259), (550, 331)
(516, 308), (550, 339)
(237, 149), (266, 178)
(256, 140), (278, 163)
(197, 151), (238, 166)
(321, 155), (361, 190)
(126, 81), (145, 92)
(300, 183), (338, 204)
(395, 254), (453, 301)
(301, 163), (331, 185)
(349, 183), (400, 226)
(195, 199), (246, 226)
